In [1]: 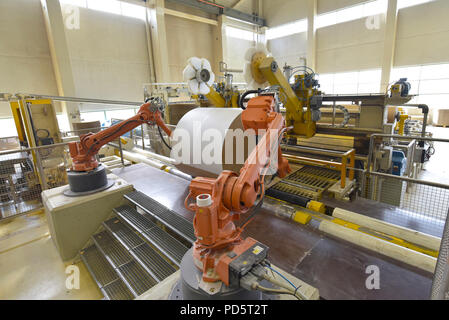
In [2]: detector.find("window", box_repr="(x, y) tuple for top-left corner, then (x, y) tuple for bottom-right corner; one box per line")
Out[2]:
(59, 0), (146, 21)
(319, 69), (382, 95)
(106, 109), (136, 121)
(266, 19), (308, 40)
(56, 114), (71, 133)
(0, 118), (18, 138)
(226, 26), (256, 41)
(397, 0), (435, 10)
(316, 0), (387, 29)
(88, 0), (121, 15)
(80, 111), (107, 126)
(60, 0), (87, 8)
(391, 63), (449, 109)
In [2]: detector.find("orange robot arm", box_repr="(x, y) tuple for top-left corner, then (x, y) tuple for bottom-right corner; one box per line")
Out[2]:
(69, 102), (171, 172)
(185, 95), (291, 285)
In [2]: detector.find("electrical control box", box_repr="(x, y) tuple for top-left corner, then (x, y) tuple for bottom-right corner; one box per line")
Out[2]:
(228, 239), (269, 287)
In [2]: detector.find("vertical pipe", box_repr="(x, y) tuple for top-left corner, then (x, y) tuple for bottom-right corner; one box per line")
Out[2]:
(341, 155), (346, 189)
(118, 137), (125, 167)
(141, 124), (145, 150)
(431, 209), (449, 300)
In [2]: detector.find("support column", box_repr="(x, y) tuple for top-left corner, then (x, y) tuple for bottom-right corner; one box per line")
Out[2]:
(40, 0), (80, 129)
(306, 0), (317, 71)
(380, 0), (399, 93)
(212, 15), (226, 77)
(148, 0), (170, 83)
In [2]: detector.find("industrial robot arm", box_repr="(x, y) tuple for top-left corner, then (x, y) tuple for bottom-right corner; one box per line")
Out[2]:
(69, 101), (171, 172)
(185, 95), (291, 286)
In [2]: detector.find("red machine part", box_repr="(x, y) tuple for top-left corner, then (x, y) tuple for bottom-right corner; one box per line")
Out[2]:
(185, 95), (291, 285)
(69, 102), (172, 172)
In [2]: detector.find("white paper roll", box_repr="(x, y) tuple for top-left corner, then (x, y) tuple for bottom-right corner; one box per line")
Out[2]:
(170, 108), (257, 178)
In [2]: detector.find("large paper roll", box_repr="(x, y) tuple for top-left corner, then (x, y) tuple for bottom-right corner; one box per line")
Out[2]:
(170, 108), (256, 178)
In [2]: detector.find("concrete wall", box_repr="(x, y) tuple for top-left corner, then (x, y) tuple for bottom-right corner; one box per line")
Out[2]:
(165, 14), (215, 83)
(0, 0), (58, 117)
(395, 0), (449, 67)
(63, 6), (151, 110)
(268, 32), (308, 69)
(316, 15), (386, 73)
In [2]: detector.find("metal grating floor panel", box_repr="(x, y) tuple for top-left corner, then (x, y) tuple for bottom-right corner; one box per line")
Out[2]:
(92, 231), (133, 268)
(114, 205), (156, 232)
(131, 243), (177, 281)
(118, 260), (158, 296)
(80, 245), (118, 288)
(101, 279), (134, 300)
(268, 165), (341, 200)
(142, 226), (188, 266)
(124, 191), (195, 243)
(103, 218), (144, 250)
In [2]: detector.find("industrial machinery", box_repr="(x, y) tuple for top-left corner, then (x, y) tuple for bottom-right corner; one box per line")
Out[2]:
(243, 45), (321, 138)
(183, 58), (243, 109)
(65, 98), (172, 196)
(180, 95), (292, 299)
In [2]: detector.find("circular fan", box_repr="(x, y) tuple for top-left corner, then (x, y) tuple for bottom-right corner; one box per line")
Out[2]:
(183, 57), (215, 95)
(243, 43), (271, 90)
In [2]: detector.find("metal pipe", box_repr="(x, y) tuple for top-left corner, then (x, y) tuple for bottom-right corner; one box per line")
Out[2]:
(13, 93), (142, 107)
(431, 208), (449, 300)
(0, 142), (71, 157)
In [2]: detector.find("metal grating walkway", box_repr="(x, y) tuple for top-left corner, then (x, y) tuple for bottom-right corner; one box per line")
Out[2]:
(101, 279), (135, 300)
(92, 231), (133, 268)
(117, 260), (158, 296)
(142, 226), (188, 266)
(124, 191), (196, 244)
(131, 243), (176, 281)
(114, 205), (189, 266)
(80, 245), (133, 300)
(103, 218), (145, 250)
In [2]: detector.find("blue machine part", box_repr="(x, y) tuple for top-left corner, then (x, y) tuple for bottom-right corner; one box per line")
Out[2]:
(392, 150), (407, 176)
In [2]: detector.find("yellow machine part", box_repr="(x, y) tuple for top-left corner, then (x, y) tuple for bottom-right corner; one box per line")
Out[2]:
(205, 87), (226, 108)
(307, 200), (326, 214)
(293, 210), (312, 225)
(258, 56), (316, 137)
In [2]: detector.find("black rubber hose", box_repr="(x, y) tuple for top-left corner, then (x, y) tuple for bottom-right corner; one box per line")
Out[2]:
(238, 89), (261, 109)
(265, 188), (310, 208)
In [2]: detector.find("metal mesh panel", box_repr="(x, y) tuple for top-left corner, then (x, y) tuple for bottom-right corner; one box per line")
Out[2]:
(363, 133), (449, 236)
(0, 143), (71, 220)
(369, 175), (449, 231)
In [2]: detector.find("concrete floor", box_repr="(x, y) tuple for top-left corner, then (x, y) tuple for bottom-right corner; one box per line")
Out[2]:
(0, 212), (102, 300)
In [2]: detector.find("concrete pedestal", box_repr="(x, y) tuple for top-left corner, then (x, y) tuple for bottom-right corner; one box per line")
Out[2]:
(42, 174), (133, 261)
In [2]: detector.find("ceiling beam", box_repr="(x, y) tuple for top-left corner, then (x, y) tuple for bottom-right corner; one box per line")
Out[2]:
(165, 0), (266, 26)
(164, 7), (218, 25)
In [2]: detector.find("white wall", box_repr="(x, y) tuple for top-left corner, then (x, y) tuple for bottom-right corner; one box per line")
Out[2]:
(63, 6), (151, 110)
(268, 32), (308, 69)
(0, 0), (58, 117)
(263, 0), (308, 27)
(165, 14), (216, 82)
(316, 15), (386, 73)
(395, 0), (449, 67)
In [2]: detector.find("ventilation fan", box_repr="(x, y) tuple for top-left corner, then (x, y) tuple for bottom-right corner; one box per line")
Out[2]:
(243, 43), (271, 90)
(183, 57), (215, 95)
